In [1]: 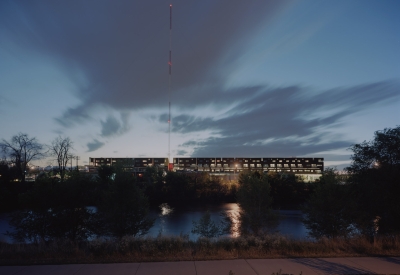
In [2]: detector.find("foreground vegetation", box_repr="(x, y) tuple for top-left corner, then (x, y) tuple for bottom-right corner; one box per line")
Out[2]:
(1, 234), (400, 265)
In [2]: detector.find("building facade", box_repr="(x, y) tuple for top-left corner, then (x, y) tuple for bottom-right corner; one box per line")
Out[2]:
(173, 157), (323, 181)
(89, 157), (323, 181)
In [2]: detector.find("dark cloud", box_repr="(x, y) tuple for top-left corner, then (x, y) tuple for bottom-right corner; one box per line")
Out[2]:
(176, 150), (188, 156)
(86, 139), (105, 152)
(166, 81), (400, 157)
(0, 0), (289, 123)
(54, 104), (93, 128)
(100, 113), (130, 137)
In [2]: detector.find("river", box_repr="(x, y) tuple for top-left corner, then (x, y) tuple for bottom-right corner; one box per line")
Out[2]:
(0, 203), (310, 243)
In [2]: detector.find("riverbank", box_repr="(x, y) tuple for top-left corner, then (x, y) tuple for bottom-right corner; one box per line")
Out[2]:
(1, 234), (399, 266)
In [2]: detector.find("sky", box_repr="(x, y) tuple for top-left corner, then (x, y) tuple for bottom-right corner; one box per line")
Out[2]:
(0, 0), (399, 169)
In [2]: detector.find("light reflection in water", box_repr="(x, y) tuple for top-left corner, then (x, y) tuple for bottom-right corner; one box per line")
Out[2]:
(148, 203), (309, 240)
(225, 203), (240, 237)
(160, 203), (174, 216)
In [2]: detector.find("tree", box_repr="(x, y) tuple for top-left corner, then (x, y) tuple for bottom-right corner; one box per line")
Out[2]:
(7, 173), (96, 242)
(236, 170), (275, 235)
(95, 169), (154, 238)
(0, 133), (44, 182)
(269, 172), (311, 209)
(97, 164), (115, 185)
(302, 168), (355, 239)
(346, 126), (400, 235)
(47, 136), (73, 182)
(191, 211), (231, 238)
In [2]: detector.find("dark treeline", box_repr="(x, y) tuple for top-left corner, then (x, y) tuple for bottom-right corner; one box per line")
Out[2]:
(0, 162), (315, 212)
(6, 166), (155, 243)
(302, 126), (400, 239)
(141, 167), (238, 205)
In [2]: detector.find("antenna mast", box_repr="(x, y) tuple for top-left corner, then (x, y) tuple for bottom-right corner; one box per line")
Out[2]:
(168, 4), (172, 167)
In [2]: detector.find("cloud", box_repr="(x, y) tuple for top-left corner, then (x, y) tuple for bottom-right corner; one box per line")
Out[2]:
(166, 80), (400, 157)
(54, 104), (93, 128)
(0, 0), (289, 124)
(176, 150), (188, 156)
(86, 139), (105, 152)
(100, 112), (130, 137)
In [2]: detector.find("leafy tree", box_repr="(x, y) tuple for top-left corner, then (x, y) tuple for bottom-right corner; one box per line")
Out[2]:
(0, 133), (44, 182)
(95, 169), (154, 238)
(346, 126), (400, 235)
(302, 168), (355, 239)
(7, 173), (96, 242)
(269, 172), (311, 209)
(236, 170), (275, 235)
(142, 166), (165, 203)
(97, 164), (115, 185)
(47, 136), (74, 182)
(164, 172), (195, 202)
(191, 211), (231, 238)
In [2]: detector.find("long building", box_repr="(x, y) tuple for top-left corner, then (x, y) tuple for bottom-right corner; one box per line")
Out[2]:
(89, 157), (323, 181)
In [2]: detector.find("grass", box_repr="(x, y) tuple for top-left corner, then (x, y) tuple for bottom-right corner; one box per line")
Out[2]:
(1, 234), (400, 265)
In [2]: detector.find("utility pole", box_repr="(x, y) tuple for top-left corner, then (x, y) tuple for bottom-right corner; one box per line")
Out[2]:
(69, 155), (74, 171)
(168, 4), (172, 170)
(76, 156), (80, 170)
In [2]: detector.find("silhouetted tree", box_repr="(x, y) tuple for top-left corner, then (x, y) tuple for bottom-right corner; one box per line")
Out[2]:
(346, 126), (400, 235)
(95, 169), (154, 238)
(236, 170), (275, 235)
(0, 133), (44, 182)
(191, 211), (231, 238)
(97, 164), (115, 185)
(47, 136), (73, 182)
(302, 168), (355, 239)
(7, 172), (96, 242)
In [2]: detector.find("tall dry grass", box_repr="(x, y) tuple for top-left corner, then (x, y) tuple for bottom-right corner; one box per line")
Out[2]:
(1, 234), (400, 265)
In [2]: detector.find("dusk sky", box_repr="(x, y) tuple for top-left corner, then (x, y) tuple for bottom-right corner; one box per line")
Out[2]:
(1, 0), (399, 169)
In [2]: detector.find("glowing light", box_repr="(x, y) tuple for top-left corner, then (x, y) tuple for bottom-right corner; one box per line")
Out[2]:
(160, 203), (173, 216)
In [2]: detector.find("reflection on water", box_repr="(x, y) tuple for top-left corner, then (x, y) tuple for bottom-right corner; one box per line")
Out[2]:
(148, 203), (310, 240)
(0, 212), (14, 243)
(0, 203), (310, 243)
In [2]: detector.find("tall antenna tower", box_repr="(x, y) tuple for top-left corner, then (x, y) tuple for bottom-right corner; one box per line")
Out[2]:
(168, 4), (172, 168)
